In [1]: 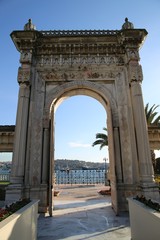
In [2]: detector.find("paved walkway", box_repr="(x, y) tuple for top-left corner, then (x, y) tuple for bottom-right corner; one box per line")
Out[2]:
(37, 185), (131, 240)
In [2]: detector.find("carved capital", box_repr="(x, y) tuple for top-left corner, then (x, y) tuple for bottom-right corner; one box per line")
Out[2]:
(19, 83), (30, 98)
(20, 50), (32, 64)
(17, 67), (31, 85)
(137, 64), (143, 82)
(129, 63), (143, 83)
(126, 49), (139, 62)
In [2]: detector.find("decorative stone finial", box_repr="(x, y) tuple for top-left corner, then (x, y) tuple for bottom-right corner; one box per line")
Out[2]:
(24, 19), (36, 31)
(122, 18), (134, 29)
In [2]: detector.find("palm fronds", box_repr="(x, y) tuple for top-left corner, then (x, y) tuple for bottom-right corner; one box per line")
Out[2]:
(92, 127), (108, 150)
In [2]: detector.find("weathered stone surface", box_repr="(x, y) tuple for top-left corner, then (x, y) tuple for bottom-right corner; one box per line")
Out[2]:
(5, 20), (159, 213)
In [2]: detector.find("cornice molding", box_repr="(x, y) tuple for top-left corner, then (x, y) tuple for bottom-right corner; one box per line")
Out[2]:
(40, 30), (119, 36)
(10, 28), (147, 53)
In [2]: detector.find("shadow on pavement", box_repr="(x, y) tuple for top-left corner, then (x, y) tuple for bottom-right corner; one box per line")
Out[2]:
(37, 185), (131, 240)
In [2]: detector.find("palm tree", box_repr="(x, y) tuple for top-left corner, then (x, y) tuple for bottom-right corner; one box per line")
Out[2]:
(92, 104), (160, 169)
(145, 103), (160, 171)
(92, 127), (108, 149)
(145, 103), (160, 126)
(92, 127), (109, 186)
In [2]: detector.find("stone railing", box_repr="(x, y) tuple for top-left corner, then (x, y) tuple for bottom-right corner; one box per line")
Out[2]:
(55, 169), (106, 185)
(0, 172), (10, 182)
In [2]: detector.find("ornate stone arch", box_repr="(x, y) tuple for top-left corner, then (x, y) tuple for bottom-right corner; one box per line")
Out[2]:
(45, 80), (117, 120)
(6, 19), (159, 214)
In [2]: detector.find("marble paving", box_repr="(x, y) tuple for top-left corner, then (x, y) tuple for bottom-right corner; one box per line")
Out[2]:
(37, 185), (131, 240)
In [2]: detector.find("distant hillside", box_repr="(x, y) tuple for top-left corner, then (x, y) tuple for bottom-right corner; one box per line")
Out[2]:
(55, 159), (107, 170)
(0, 159), (108, 171)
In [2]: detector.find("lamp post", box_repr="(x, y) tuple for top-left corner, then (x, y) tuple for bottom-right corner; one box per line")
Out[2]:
(103, 158), (107, 186)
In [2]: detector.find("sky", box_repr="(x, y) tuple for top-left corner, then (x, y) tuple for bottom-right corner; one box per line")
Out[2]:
(0, 0), (160, 162)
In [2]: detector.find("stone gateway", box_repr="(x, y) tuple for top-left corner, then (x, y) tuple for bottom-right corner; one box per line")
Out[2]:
(6, 19), (159, 214)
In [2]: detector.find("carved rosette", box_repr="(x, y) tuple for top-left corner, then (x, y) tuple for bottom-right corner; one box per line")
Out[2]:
(18, 67), (31, 85)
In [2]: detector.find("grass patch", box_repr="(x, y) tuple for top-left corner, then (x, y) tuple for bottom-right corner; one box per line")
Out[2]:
(0, 182), (9, 185)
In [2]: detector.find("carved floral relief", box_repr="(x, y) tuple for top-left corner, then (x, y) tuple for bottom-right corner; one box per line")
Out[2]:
(39, 66), (118, 82)
(36, 54), (124, 67)
(126, 49), (139, 61)
(18, 67), (31, 84)
(20, 51), (32, 63)
(129, 62), (143, 83)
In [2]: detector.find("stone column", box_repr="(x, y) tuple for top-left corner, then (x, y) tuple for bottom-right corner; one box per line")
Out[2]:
(126, 48), (154, 183)
(10, 65), (31, 185)
(130, 80), (154, 183)
(113, 127), (123, 183)
(11, 81), (30, 184)
(42, 127), (50, 184)
(127, 49), (160, 200)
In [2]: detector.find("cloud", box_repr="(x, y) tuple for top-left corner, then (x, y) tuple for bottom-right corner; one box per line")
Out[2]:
(68, 142), (91, 148)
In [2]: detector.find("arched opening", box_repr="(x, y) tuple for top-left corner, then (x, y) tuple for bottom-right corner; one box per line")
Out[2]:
(55, 95), (108, 164)
(48, 85), (118, 214)
(0, 153), (12, 204)
(0, 152), (12, 189)
(54, 95), (109, 206)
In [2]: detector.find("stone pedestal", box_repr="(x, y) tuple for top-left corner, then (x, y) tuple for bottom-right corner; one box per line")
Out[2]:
(5, 184), (25, 205)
